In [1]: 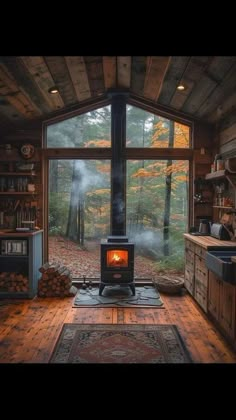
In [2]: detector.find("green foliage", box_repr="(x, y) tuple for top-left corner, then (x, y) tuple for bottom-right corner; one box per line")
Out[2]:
(47, 106), (111, 148)
(49, 192), (69, 235)
(49, 225), (62, 236)
(155, 253), (185, 272)
(154, 227), (185, 271)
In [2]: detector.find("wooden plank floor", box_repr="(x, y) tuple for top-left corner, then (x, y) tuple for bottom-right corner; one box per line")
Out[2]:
(0, 290), (236, 363)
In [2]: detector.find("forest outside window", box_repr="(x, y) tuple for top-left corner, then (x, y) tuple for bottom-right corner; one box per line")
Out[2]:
(126, 105), (190, 148)
(46, 106), (111, 148)
(45, 97), (191, 277)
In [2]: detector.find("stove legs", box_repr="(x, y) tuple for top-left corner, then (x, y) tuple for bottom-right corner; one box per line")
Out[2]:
(129, 283), (135, 296)
(99, 283), (105, 296)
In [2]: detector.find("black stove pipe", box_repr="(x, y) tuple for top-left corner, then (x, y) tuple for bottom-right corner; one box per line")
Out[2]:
(111, 95), (126, 236)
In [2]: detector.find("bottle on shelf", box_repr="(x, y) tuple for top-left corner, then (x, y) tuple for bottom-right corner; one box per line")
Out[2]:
(212, 154), (225, 172)
(216, 155), (224, 171)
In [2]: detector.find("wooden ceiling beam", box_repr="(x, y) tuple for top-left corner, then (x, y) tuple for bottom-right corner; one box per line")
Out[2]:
(131, 56), (146, 96)
(65, 56), (91, 101)
(84, 56), (105, 97)
(44, 56), (77, 106)
(0, 60), (42, 119)
(19, 56), (64, 112)
(182, 56), (236, 117)
(158, 56), (190, 105)
(170, 56), (211, 110)
(103, 56), (117, 89)
(196, 59), (236, 119)
(143, 56), (171, 101)
(117, 56), (131, 88)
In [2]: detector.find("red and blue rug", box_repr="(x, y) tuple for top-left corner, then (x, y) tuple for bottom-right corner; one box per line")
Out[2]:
(50, 323), (192, 363)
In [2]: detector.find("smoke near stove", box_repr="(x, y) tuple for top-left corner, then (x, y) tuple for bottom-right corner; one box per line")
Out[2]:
(112, 193), (125, 224)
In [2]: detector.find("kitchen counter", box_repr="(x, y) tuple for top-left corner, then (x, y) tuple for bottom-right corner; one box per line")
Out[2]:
(184, 233), (236, 348)
(184, 233), (236, 249)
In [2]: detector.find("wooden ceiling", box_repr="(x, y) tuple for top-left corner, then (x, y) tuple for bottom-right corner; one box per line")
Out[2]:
(0, 56), (236, 132)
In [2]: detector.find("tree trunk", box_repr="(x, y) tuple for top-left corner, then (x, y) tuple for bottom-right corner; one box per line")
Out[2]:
(66, 118), (85, 241)
(77, 192), (85, 245)
(49, 160), (58, 192)
(163, 121), (174, 256)
(66, 161), (79, 240)
(80, 196), (85, 246)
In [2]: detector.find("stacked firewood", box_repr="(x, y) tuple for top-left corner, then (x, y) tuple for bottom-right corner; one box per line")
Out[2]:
(38, 262), (77, 297)
(0, 272), (29, 292)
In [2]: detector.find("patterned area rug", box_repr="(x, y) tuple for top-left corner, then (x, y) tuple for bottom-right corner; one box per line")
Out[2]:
(50, 324), (192, 363)
(73, 285), (164, 308)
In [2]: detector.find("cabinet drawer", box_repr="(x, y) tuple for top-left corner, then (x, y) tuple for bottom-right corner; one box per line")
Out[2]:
(195, 255), (208, 287)
(219, 282), (236, 341)
(185, 240), (195, 252)
(195, 278), (207, 313)
(185, 249), (194, 270)
(185, 267), (194, 296)
(195, 244), (206, 259)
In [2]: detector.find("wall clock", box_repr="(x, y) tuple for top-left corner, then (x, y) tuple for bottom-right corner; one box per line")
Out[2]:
(20, 143), (35, 159)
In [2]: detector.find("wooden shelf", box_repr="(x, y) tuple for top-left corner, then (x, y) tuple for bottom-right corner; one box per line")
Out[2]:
(0, 154), (42, 229)
(213, 206), (234, 209)
(0, 172), (36, 176)
(195, 201), (212, 205)
(0, 192), (37, 195)
(205, 171), (236, 192)
(0, 149), (41, 162)
(205, 170), (228, 180)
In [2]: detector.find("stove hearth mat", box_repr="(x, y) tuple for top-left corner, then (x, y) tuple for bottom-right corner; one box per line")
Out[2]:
(73, 285), (164, 308)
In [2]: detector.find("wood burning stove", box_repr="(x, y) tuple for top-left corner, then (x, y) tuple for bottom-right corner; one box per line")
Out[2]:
(100, 236), (135, 296)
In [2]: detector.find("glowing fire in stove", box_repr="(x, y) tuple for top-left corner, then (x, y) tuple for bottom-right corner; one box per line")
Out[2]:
(107, 249), (128, 268)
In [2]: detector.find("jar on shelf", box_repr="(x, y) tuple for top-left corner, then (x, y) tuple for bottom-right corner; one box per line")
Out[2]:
(216, 155), (224, 171)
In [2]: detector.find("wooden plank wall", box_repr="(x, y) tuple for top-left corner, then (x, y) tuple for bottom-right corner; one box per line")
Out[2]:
(218, 110), (236, 158)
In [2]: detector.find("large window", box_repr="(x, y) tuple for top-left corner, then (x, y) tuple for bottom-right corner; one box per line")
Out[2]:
(45, 98), (191, 277)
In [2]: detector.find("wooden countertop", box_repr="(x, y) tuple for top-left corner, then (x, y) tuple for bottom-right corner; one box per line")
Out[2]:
(0, 229), (43, 237)
(184, 233), (236, 249)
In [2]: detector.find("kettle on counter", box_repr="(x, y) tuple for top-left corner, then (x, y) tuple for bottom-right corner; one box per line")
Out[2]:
(199, 219), (211, 234)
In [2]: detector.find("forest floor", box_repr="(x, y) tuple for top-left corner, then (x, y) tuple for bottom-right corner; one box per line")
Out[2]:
(48, 235), (184, 280)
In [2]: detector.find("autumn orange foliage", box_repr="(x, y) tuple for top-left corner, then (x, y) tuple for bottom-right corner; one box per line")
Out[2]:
(151, 119), (190, 148)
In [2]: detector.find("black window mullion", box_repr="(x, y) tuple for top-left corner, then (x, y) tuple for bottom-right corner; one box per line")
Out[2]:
(111, 95), (126, 235)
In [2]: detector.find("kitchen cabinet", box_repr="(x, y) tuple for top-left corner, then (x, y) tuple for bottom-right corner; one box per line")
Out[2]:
(194, 245), (208, 312)
(208, 270), (236, 342)
(184, 239), (195, 296)
(184, 238), (208, 312)
(184, 233), (236, 347)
